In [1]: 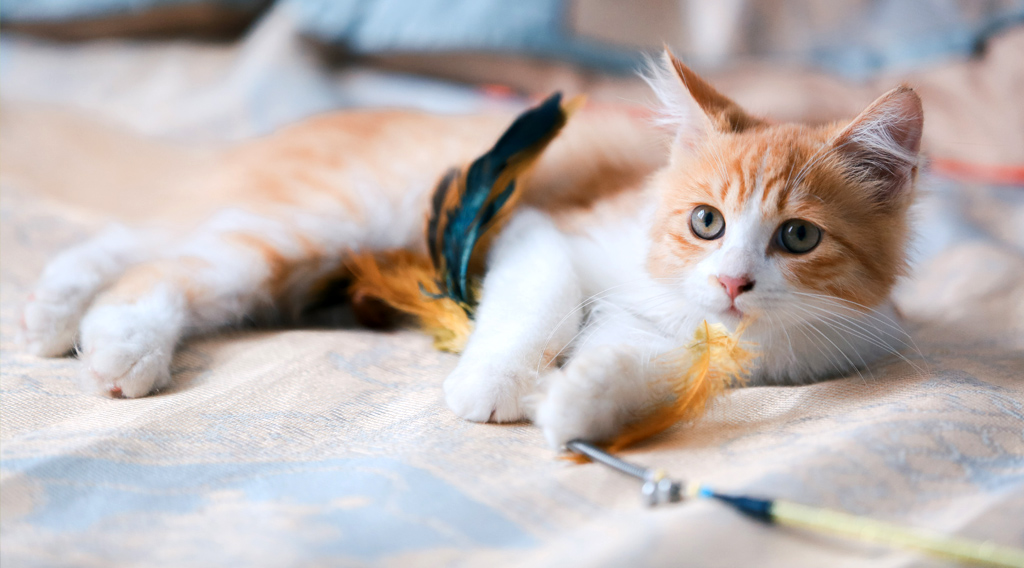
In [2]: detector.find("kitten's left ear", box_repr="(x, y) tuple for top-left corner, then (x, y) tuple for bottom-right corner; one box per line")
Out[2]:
(832, 86), (924, 203)
(647, 49), (765, 146)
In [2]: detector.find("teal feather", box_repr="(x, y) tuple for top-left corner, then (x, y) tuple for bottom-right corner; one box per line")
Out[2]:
(427, 92), (568, 313)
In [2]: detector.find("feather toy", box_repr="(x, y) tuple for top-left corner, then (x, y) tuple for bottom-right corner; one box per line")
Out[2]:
(346, 92), (581, 352)
(567, 440), (1024, 568)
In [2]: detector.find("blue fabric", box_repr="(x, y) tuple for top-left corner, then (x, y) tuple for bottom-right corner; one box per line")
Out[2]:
(284, 0), (644, 73)
(2, 455), (533, 559)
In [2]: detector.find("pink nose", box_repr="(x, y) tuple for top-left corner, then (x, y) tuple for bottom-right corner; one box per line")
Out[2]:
(718, 275), (755, 301)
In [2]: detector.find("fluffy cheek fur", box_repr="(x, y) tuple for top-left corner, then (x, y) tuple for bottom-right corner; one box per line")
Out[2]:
(780, 166), (913, 309)
(645, 157), (729, 292)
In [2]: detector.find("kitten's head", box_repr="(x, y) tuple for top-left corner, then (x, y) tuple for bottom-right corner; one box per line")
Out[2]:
(646, 51), (923, 332)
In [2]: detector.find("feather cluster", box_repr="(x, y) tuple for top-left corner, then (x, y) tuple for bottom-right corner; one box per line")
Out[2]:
(346, 93), (579, 352)
(428, 92), (579, 311)
(606, 320), (757, 452)
(346, 249), (474, 352)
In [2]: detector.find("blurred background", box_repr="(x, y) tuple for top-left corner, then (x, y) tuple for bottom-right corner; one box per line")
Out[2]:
(2, 0), (1023, 160)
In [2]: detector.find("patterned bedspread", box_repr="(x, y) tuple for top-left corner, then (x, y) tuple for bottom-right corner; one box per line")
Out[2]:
(2, 10), (1022, 568)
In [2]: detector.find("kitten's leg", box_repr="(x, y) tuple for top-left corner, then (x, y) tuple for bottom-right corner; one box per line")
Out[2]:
(534, 313), (675, 448)
(444, 209), (582, 423)
(75, 207), (368, 398)
(20, 225), (162, 356)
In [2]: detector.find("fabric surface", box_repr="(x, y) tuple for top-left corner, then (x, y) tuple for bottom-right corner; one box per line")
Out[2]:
(287, 0), (642, 73)
(2, 9), (1023, 568)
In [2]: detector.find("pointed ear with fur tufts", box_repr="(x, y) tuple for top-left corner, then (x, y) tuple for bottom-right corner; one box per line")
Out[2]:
(832, 86), (924, 204)
(645, 49), (765, 146)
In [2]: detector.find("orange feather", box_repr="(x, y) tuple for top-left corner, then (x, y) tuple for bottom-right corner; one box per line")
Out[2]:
(345, 250), (473, 352)
(605, 320), (757, 453)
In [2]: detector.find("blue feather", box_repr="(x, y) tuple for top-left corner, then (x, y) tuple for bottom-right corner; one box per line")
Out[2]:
(427, 92), (569, 313)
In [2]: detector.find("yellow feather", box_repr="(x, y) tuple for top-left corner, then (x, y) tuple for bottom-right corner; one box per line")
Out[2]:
(605, 320), (757, 453)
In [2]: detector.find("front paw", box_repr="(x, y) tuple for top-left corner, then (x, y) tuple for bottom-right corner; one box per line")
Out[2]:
(77, 296), (183, 398)
(443, 358), (535, 423)
(535, 346), (647, 449)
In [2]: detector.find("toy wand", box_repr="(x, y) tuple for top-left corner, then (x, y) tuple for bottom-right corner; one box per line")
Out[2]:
(566, 440), (1024, 568)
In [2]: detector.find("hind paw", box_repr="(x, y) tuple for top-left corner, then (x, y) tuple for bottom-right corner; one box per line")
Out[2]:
(19, 291), (85, 357)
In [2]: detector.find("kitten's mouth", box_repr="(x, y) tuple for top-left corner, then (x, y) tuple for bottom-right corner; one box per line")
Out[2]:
(725, 305), (744, 318)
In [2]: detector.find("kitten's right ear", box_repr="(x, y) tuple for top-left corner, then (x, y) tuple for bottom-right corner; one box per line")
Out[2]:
(831, 86), (923, 203)
(645, 49), (764, 145)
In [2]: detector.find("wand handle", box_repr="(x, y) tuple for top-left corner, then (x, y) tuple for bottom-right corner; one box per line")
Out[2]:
(566, 441), (1024, 567)
(770, 499), (1024, 568)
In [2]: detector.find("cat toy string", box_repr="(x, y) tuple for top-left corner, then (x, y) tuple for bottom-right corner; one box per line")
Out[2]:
(566, 440), (1024, 568)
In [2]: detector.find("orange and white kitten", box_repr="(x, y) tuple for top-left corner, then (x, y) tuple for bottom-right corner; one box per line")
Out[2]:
(20, 52), (922, 447)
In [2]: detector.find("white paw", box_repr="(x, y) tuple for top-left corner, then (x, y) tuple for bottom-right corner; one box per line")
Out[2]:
(19, 290), (88, 357)
(443, 358), (535, 423)
(535, 345), (649, 449)
(77, 291), (184, 398)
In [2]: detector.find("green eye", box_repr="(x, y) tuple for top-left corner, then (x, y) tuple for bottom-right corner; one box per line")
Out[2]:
(777, 219), (822, 253)
(690, 205), (725, 240)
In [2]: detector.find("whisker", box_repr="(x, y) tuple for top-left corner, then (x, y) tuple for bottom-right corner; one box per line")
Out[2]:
(799, 317), (867, 381)
(788, 319), (849, 379)
(790, 292), (907, 334)
(709, 143), (730, 181)
(766, 311), (798, 365)
(758, 290), (919, 356)
(789, 291), (928, 365)
(795, 299), (912, 348)
(792, 304), (926, 375)
(789, 306), (881, 380)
